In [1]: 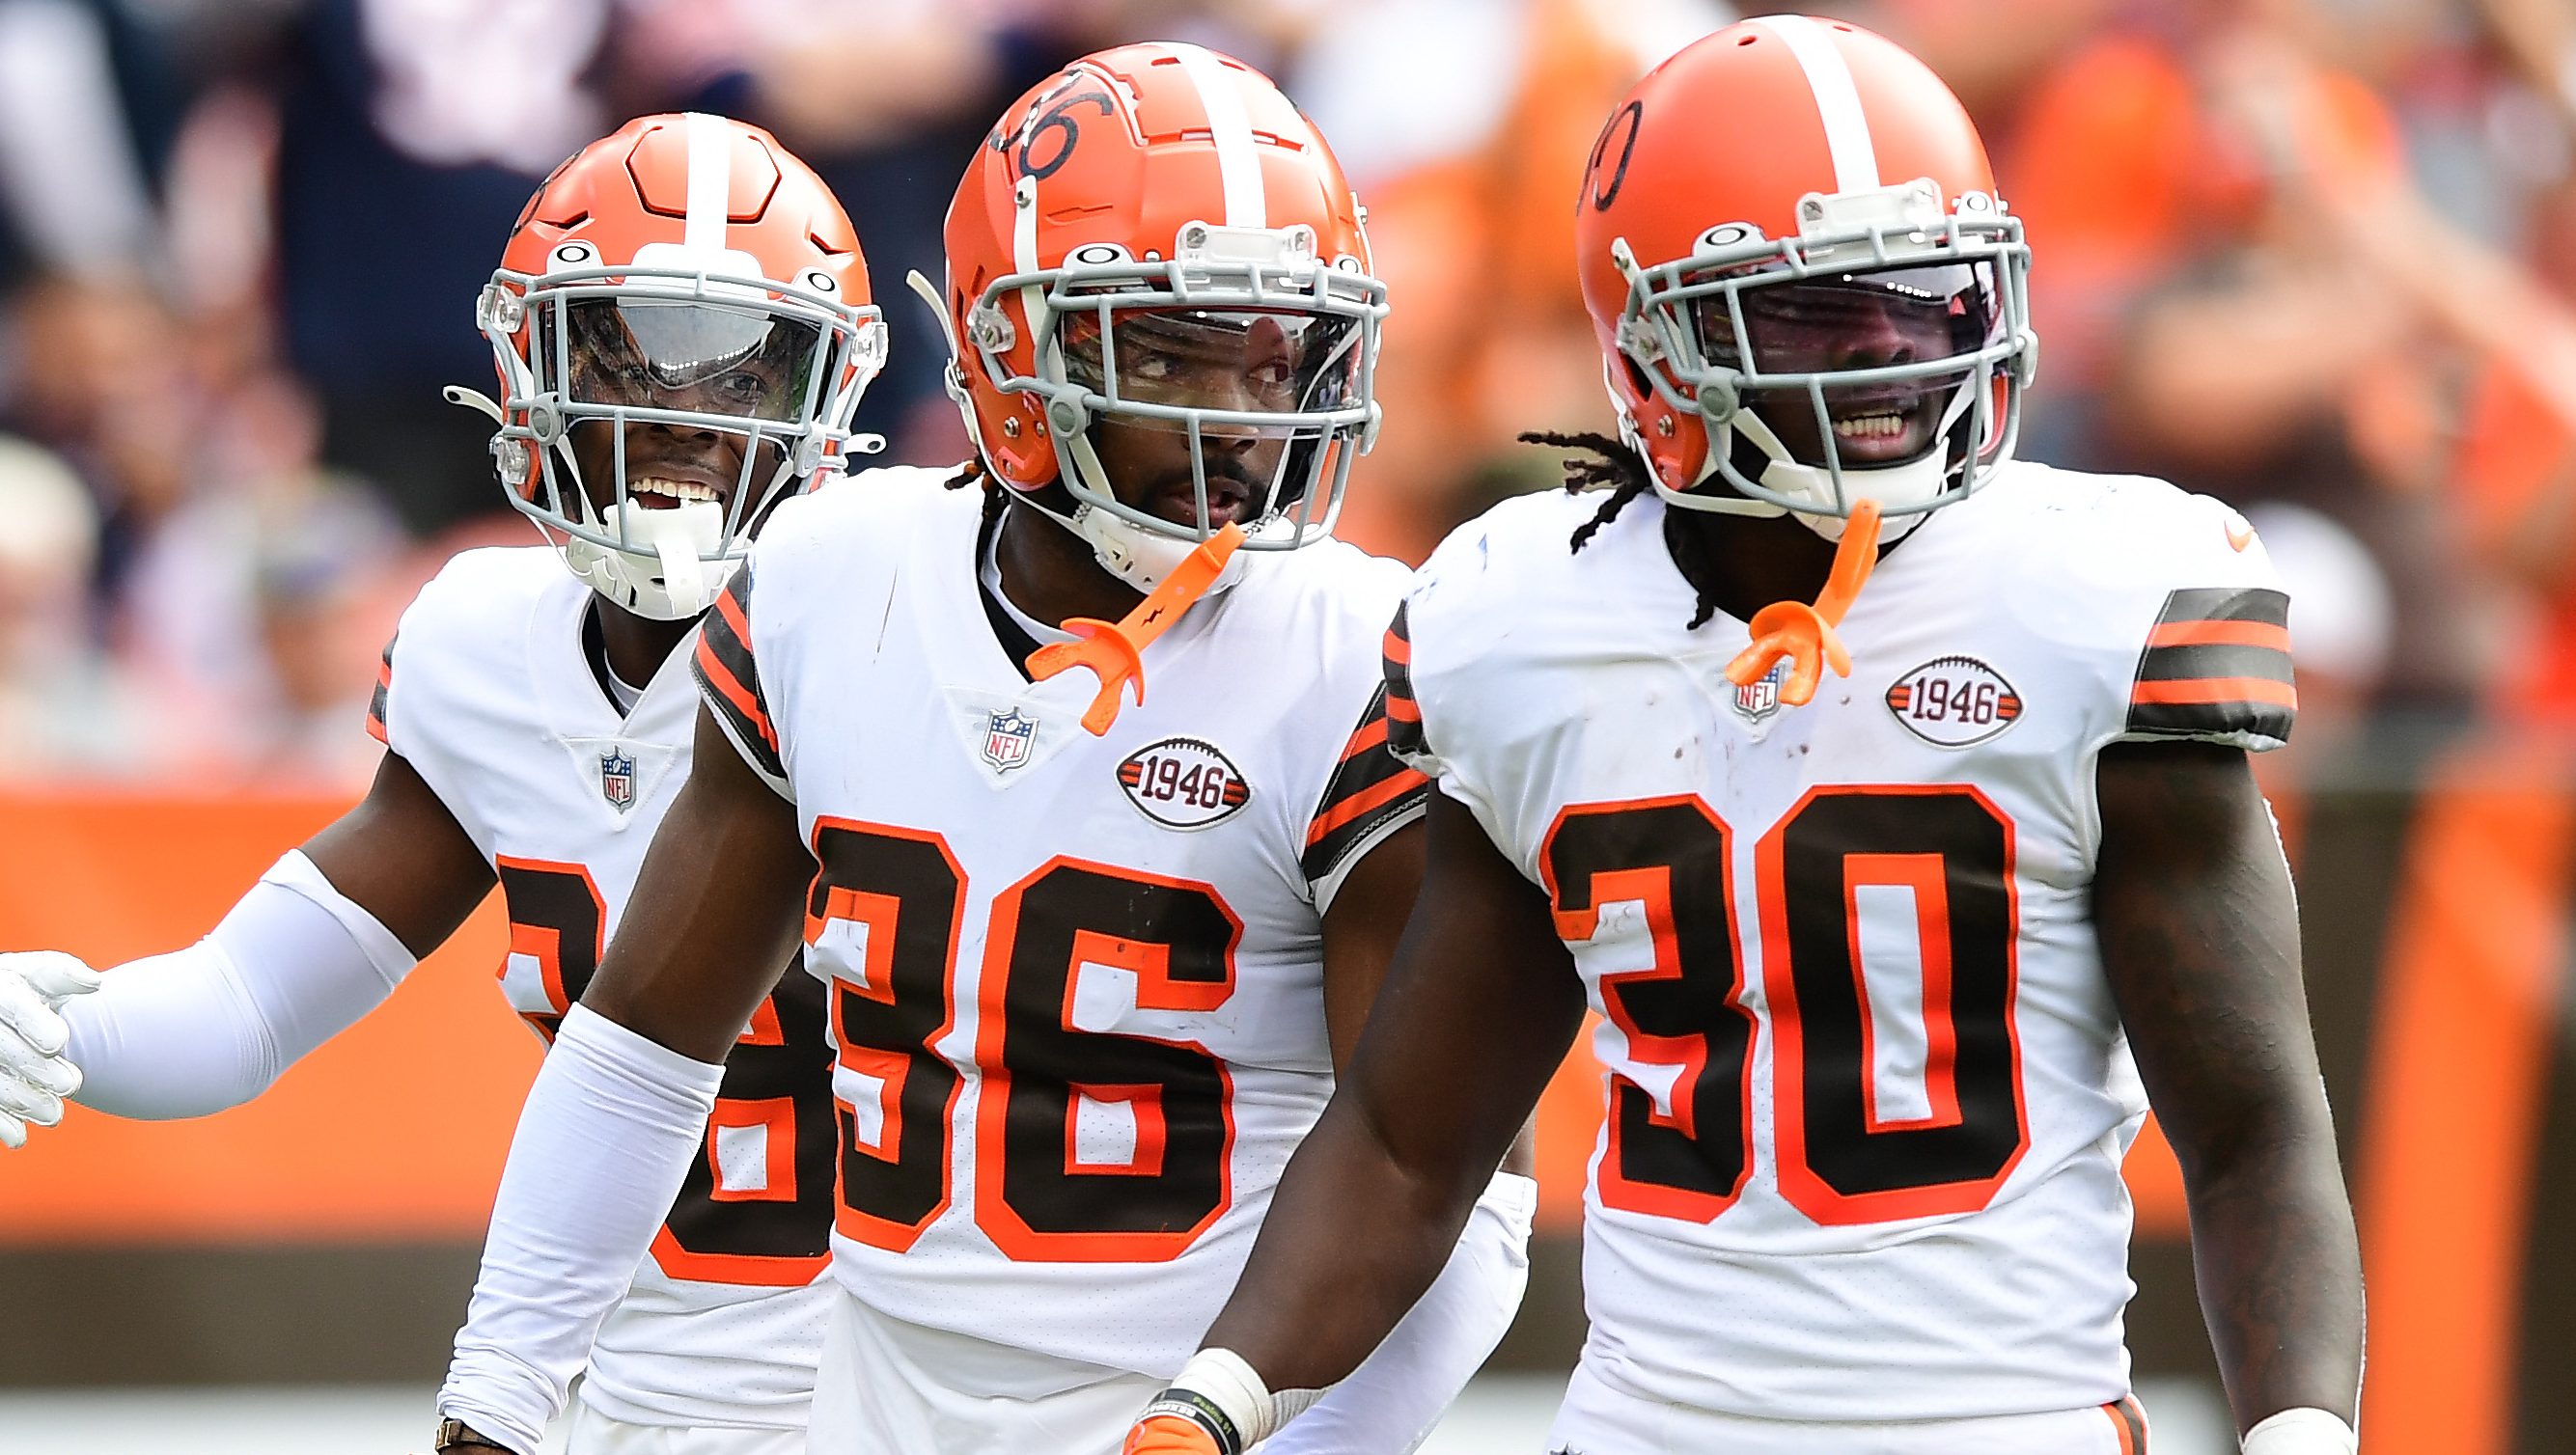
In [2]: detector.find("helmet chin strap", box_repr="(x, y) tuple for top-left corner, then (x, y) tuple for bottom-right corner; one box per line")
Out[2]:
(549, 423), (785, 621)
(563, 499), (728, 619)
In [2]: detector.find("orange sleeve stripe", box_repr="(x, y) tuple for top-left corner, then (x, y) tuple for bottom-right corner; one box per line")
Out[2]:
(1382, 627), (1412, 667)
(1304, 765), (1428, 847)
(2147, 619), (2292, 651)
(365, 713), (388, 746)
(2130, 676), (2299, 708)
(1385, 692), (1422, 725)
(1339, 715), (1390, 762)
(715, 579), (757, 642)
(695, 634), (778, 751)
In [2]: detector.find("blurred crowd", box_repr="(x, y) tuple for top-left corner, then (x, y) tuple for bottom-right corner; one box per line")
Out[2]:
(0, 0), (2571, 787)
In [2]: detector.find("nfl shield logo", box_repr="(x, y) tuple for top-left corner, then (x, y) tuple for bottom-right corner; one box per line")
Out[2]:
(1733, 660), (1789, 723)
(982, 708), (1038, 773)
(599, 749), (637, 811)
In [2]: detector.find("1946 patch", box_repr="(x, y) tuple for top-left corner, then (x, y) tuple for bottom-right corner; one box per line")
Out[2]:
(1885, 656), (2022, 748)
(1118, 736), (1252, 829)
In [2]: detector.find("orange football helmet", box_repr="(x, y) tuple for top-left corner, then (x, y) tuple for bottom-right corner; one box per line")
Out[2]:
(1576, 16), (2036, 539)
(922, 42), (1383, 590)
(465, 112), (886, 618)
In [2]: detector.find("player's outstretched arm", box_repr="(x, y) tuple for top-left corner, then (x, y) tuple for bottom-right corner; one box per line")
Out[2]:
(2094, 741), (2366, 1451)
(1132, 791), (1585, 1454)
(437, 705), (811, 1455)
(0, 751), (488, 1143)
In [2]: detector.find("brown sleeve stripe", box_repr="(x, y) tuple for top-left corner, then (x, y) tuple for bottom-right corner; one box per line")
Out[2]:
(693, 569), (785, 777)
(2134, 640), (2293, 686)
(364, 636), (394, 746)
(2125, 586), (2295, 741)
(2132, 676), (2298, 708)
(1301, 682), (1430, 884)
(1383, 601), (1426, 758)
(702, 577), (766, 708)
(2157, 585), (2290, 625)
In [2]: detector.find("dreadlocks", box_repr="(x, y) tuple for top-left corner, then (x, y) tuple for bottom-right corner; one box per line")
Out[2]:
(1517, 429), (1731, 630)
(943, 453), (1012, 535)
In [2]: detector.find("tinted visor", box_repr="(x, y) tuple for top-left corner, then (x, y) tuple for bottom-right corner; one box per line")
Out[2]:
(1061, 307), (1363, 417)
(1696, 261), (2002, 377)
(555, 298), (822, 423)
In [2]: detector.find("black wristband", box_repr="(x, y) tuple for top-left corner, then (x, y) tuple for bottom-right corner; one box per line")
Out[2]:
(1138, 1390), (1245, 1455)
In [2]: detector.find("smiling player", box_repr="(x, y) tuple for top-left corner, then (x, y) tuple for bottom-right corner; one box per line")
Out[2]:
(0, 113), (883, 1455)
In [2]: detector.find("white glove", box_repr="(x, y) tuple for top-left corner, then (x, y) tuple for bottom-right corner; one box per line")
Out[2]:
(0, 951), (104, 1148)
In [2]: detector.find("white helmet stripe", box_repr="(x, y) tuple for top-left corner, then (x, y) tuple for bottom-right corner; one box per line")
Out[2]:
(1750, 15), (1880, 195)
(682, 111), (733, 252)
(1166, 42), (1266, 228)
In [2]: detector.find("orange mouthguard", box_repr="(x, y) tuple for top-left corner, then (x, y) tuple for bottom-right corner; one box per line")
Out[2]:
(1030, 523), (1247, 735)
(1723, 498), (1884, 708)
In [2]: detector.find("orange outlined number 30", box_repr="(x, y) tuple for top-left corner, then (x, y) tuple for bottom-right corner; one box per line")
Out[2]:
(1542, 785), (2027, 1228)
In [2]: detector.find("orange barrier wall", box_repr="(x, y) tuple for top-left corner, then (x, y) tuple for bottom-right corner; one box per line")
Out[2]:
(0, 788), (2172, 1243)
(0, 791), (530, 1241)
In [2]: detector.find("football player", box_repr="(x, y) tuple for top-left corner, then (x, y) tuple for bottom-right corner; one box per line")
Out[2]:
(429, 42), (1536, 1455)
(1125, 17), (2366, 1455)
(0, 114), (882, 1455)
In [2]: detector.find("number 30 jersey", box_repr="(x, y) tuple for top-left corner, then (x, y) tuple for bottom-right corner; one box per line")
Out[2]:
(692, 467), (1428, 1377)
(1391, 461), (2295, 1422)
(374, 547), (836, 1433)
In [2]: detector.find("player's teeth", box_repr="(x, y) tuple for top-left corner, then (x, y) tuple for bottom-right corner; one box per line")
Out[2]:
(1832, 412), (1905, 440)
(632, 478), (718, 502)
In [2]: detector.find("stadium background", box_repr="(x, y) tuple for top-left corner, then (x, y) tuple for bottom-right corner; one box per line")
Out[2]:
(1, 0), (2572, 1450)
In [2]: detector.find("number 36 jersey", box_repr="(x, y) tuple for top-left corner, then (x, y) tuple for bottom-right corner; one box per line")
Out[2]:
(1391, 461), (2294, 1422)
(693, 468), (1428, 1376)
(374, 547), (836, 1433)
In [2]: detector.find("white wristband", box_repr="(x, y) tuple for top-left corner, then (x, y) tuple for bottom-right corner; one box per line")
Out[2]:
(1150, 1348), (1323, 1452)
(2242, 1407), (2358, 1455)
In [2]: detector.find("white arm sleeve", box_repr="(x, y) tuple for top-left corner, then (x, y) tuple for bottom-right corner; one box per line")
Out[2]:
(64, 851), (417, 1118)
(439, 1002), (723, 1455)
(1262, 1170), (1538, 1455)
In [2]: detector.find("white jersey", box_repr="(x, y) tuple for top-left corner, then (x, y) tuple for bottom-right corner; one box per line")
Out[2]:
(694, 467), (1428, 1376)
(1391, 461), (2294, 1422)
(375, 547), (835, 1433)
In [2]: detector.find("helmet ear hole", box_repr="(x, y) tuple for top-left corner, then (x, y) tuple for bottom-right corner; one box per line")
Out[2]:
(1618, 352), (1656, 401)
